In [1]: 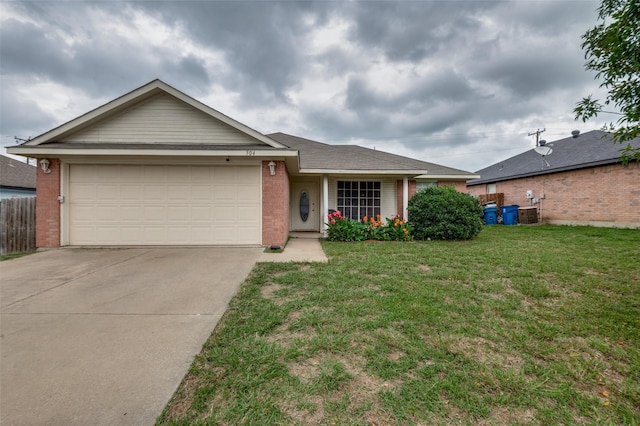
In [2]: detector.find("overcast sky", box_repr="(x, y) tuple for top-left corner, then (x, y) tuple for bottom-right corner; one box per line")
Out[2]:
(1, 0), (612, 172)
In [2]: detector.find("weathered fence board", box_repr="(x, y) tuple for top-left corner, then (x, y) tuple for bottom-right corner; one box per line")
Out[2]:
(0, 197), (36, 255)
(478, 193), (505, 209)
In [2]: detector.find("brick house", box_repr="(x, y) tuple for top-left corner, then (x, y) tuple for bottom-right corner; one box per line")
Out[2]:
(7, 80), (478, 248)
(0, 155), (36, 199)
(467, 130), (640, 228)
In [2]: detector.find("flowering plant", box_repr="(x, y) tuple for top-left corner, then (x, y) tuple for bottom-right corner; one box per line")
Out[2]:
(384, 214), (412, 241)
(326, 212), (411, 242)
(325, 211), (368, 241)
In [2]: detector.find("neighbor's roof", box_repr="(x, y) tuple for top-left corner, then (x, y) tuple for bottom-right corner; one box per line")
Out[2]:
(268, 132), (478, 178)
(0, 155), (36, 189)
(468, 130), (640, 186)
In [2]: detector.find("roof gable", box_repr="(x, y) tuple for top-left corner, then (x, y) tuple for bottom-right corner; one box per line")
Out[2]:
(24, 79), (285, 148)
(469, 130), (640, 185)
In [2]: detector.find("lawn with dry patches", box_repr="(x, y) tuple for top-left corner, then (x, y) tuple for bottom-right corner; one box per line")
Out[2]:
(158, 226), (639, 425)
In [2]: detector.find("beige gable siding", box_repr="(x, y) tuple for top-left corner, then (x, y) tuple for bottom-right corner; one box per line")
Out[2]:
(327, 176), (397, 219)
(63, 93), (258, 145)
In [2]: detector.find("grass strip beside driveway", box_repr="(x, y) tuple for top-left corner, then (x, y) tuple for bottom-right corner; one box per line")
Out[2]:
(159, 226), (639, 425)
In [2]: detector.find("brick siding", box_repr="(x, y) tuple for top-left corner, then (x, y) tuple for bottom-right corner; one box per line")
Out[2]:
(36, 158), (61, 248)
(262, 160), (290, 246)
(438, 180), (468, 192)
(467, 162), (640, 227)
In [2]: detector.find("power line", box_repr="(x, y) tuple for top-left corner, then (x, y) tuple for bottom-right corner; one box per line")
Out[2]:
(527, 128), (546, 147)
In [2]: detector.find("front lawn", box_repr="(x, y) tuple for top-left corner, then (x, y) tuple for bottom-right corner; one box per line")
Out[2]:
(158, 226), (639, 425)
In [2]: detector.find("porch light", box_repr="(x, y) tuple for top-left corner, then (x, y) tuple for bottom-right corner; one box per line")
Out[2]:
(40, 158), (51, 174)
(268, 161), (276, 176)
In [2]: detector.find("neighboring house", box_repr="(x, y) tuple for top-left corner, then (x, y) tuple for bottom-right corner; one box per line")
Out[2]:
(7, 79), (478, 248)
(0, 155), (36, 199)
(467, 130), (640, 228)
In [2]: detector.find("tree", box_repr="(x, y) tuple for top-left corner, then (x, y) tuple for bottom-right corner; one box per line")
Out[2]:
(574, 0), (640, 163)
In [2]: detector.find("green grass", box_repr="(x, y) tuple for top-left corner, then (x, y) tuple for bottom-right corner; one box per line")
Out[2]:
(0, 251), (36, 261)
(158, 226), (640, 425)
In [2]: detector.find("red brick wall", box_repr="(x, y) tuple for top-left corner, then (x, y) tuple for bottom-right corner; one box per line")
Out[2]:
(438, 180), (468, 192)
(262, 160), (290, 246)
(36, 158), (61, 248)
(467, 163), (640, 227)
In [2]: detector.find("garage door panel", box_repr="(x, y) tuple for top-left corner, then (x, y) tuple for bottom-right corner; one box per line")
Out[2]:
(144, 185), (166, 201)
(213, 185), (236, 201)
(237, 226), (260, 244)
(166, 206), (190, 220)
(237, 206), (260, 222)
(119, 166), (143, 180)
(120, 206), (142, 221)
(69, 165), (261, 245)
(71, 184), (97, 201)
(121, 184), (143, 200)
(238, 185), (260, 201)
(191, 206), (213, 221)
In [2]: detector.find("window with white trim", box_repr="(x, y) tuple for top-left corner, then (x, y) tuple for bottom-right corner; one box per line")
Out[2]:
(416, 181), (437, 192)
(487, 183), (497, 194)
(337, 181), (381, 220)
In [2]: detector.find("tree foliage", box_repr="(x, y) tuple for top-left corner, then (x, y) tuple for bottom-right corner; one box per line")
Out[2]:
(574, 0), (640, 163)
(407, 186), (483, 241)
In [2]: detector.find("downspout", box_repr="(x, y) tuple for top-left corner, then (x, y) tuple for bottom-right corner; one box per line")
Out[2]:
(403, 176), (409, 219)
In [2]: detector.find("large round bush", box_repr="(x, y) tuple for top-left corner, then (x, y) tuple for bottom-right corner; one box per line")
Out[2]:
(407, 186), (483, 240)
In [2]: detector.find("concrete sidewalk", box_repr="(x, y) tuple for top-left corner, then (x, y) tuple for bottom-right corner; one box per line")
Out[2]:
(259, 234), (328, 263)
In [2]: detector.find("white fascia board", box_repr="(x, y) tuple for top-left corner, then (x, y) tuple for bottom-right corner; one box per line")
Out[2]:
(414, 174), (481, 180)
(300, 169), (430, 175)
(6, 146), (298, 158)
(23, 80), (286, 149)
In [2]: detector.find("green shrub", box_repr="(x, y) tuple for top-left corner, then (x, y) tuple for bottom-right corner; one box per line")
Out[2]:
(407, 186), (483, 240)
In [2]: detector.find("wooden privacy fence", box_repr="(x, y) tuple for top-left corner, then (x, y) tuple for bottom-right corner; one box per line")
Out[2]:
(478, 193), (505, 209)
(0, 197), (36, 255)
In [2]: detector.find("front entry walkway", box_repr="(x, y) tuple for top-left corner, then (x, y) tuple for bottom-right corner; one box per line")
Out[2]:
(259, 233), (328, 263)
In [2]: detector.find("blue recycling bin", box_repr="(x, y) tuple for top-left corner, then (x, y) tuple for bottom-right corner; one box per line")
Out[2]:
(500, 205), (520, 225)
(483, 206), (497, 225)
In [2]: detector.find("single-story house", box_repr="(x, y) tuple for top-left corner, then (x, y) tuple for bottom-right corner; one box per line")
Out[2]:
(467, 130), (640, 228)
(7, 79), (478, 248)
(0, 155), (36, 199)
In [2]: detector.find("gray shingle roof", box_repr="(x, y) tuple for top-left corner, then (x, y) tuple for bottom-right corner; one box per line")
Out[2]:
(0, 155), (36, 189)
(268, 132), (476, 176)
(468, 130), (640, 186)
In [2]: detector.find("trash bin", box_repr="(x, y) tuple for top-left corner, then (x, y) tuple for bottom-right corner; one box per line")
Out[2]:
(500, 205), (519, 225)
(483, 206), (497, 225)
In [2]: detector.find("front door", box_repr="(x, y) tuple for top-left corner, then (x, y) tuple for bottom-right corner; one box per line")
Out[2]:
(291, 181), (318, 231)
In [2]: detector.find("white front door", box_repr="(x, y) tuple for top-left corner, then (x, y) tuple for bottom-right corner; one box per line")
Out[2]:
(291, 181), (318, 231)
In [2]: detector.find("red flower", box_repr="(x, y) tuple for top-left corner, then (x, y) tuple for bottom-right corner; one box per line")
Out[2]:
(330, 219), (336, 225)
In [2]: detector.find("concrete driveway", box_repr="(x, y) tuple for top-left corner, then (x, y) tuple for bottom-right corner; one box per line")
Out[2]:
(0, 247), (262, 425)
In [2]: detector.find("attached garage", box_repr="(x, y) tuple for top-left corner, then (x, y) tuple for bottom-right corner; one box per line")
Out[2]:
(68, 164), (261, 245)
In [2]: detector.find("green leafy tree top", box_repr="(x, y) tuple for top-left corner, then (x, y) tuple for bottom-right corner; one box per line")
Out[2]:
(574, 0), (640, 163)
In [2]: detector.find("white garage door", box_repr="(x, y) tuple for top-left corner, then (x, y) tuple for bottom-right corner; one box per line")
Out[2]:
(69, 164), (261, 245)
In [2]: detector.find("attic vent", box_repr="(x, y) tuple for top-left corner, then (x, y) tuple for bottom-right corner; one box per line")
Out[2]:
(572, 130), (580, 138)
(539, 140), (547, 146)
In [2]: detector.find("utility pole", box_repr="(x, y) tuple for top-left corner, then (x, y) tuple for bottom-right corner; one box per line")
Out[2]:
(528, 128), (546, 146)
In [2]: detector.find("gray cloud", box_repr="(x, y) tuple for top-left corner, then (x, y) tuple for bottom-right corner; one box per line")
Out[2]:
(1, 0), (605, 171)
